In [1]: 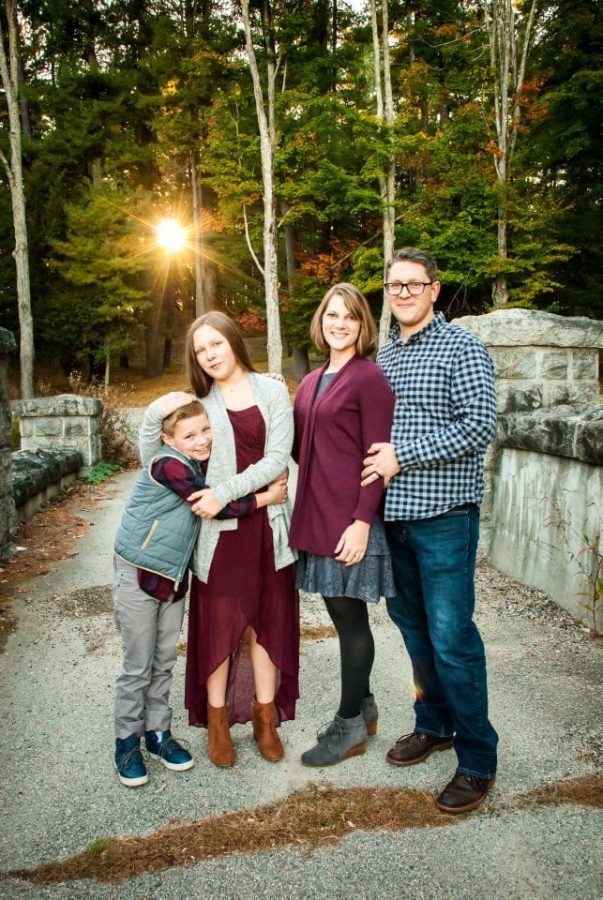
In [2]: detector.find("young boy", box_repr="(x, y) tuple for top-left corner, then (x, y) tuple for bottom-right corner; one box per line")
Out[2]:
(113, 391), (287, 787)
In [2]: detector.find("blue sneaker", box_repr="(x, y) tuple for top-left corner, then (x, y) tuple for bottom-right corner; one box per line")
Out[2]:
(114, 735), (148, 788)
(145, 730), (194, 772)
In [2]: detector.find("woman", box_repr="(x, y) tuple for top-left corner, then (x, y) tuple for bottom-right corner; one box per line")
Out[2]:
(139, 312), (299, 767)
(289, 283), (395, 767)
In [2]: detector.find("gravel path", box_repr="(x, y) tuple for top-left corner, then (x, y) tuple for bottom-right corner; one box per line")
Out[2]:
(0, 465), (601, 899)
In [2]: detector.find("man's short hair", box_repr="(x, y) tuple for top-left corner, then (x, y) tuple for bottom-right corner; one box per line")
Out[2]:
(162, 399), (205, 436)
(387, 247), (438, 282)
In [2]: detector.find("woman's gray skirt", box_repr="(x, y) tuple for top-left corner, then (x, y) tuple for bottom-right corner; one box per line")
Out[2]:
(295, 516), (395, 604)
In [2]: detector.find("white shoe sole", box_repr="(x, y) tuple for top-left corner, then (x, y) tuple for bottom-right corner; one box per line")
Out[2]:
(115, 764), (148, 787)
(147, 751), (195, 772)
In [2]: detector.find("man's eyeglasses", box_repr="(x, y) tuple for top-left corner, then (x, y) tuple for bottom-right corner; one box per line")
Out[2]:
(383, 281), (434, 297)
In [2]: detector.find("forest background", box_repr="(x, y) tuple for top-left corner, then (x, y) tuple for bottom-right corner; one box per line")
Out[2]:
(0, 0), (601, 396)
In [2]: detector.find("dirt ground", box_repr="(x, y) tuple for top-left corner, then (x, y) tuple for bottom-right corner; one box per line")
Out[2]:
(0, 479), (119, 652)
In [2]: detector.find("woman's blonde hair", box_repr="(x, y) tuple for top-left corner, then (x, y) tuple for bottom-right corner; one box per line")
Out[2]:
(309, 283), (376, 358)
(184, 311), (256, 397)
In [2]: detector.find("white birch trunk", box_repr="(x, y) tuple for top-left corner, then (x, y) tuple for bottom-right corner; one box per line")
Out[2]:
(0, 0), (34, 398)
(241, 0), (282, 373)
(484, 0), (536, 308)
(370, 0), (396, 346)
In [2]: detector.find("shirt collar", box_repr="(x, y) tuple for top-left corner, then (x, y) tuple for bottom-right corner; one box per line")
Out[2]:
(388, 311), (446, 345)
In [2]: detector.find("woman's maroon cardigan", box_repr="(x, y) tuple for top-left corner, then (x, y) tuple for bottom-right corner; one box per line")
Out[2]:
(289, 354), (395, 557)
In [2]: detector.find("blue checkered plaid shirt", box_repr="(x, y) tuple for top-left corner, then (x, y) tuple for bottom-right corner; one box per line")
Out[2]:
(377, 312), (497, 521)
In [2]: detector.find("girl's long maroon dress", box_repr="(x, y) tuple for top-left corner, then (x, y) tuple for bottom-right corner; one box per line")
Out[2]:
(185, 405), (299, 727)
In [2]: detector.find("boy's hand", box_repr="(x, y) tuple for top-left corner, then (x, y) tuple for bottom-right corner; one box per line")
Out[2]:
(156, 390), (195, 419)
(265, 477), (288, 505)
(188, 488), (224, 519)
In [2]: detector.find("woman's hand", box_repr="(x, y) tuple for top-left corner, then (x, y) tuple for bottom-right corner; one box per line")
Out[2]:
(188, 488), (225, 519)
(334, 520), (370, 566)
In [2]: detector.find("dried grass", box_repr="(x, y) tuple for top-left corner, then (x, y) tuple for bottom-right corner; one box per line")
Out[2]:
(6, 774), (602, 887)
(300, 624), (337, 642)
(7, 784), (453, 885)
(510, 773), (603, 811)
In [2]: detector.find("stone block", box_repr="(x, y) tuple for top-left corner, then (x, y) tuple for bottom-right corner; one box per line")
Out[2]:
(489, 347), (538, 380)
(575, 409), (603, 467)
(0, 448), (12, 494)
(11, 448), (81, 507)
(16, 416), (32, 438)
(0, 410), (11, 447)
(495, 381), (542, 414)
(498, 404), (602, 465)
(572, 350), (598, 381)
(64, 418), (90, 437)
(34, 418), (62, 437)
(544, 383), (599, 408)
(488, 448), (602, 630)
(454, 308), (603, 349)
(16, 394), (102, 418)
(540, 351), (569, 380)
(0, 327), (17, 356)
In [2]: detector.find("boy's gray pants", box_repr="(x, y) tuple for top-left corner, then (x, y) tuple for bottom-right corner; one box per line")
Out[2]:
(113, 557), (186, 739)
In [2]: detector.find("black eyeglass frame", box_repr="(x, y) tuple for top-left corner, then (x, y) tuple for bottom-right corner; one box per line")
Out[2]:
(383, 281), (435, 296)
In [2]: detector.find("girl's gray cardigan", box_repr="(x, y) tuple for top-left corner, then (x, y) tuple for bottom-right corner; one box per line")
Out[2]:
(138, 374), (297, 583)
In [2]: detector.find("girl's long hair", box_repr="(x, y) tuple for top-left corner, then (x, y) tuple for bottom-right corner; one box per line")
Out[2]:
(185, 311), (256, 397)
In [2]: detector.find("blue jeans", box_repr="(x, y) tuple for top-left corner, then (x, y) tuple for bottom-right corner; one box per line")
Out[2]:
(385, 506), (498, 778)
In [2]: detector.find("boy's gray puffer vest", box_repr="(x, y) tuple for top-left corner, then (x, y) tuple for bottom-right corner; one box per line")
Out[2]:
(114, 445), (205, 587)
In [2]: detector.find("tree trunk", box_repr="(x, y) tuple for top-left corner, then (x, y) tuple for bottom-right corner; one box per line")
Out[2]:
(283, 208), (309, 378)
(0, 0), (34, 398)
(371, 0), (396, 347)
(484, 0), (536, 307)
(241, 0), (283, 374)
(190, 151), (206, 318)
(104, 344), (111, 387)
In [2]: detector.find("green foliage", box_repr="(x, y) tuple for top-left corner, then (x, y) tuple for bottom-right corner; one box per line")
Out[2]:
(1, 0), (601, 379)
(10, 416), (20, 451)
(84, 837), (114, 856)
(42, 182), (152, 371)
(85, 462), (122, 484)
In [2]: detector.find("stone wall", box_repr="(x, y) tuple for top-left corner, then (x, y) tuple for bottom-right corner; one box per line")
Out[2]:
(0, 329), (16, 560)
(489, 419), (602, 632)
(454, 309), (602, 629)
(15, 394), (102, 474)
(12, 448), (82, 523)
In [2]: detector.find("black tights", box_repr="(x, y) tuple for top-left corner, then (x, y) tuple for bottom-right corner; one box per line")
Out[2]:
(324, 595), (374, 720)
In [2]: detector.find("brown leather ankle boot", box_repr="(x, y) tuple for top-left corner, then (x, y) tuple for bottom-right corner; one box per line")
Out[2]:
(252, 699), (284, 762)
(207, 703), (235, 767)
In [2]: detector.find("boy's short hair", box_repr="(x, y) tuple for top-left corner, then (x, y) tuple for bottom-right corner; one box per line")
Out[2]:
(162, 400), (206, 437)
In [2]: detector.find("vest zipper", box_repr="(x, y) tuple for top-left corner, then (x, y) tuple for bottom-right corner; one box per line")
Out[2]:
(141, 519), (159, 550)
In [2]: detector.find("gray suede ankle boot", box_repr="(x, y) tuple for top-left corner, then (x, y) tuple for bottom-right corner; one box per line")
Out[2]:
(360, 694), (378, 736)
(301, 713), (368, 767)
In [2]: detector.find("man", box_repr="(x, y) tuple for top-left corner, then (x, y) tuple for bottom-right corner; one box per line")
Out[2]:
(362, 247), (498, 813)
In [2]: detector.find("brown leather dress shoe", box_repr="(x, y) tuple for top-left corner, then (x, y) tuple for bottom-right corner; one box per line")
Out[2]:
(386, 731), (454, 767)
(436, 772), (495, 813)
